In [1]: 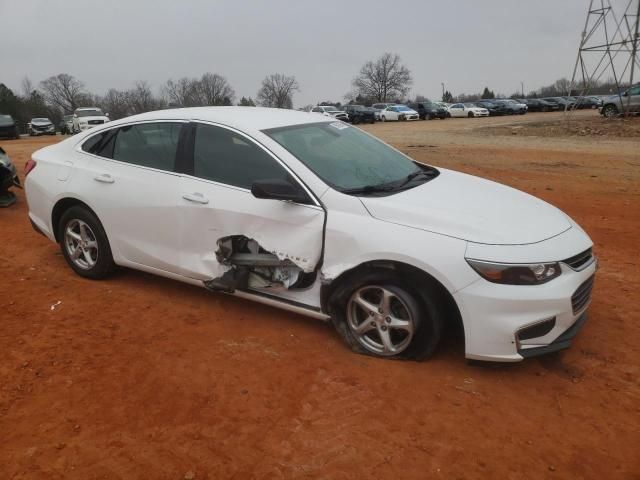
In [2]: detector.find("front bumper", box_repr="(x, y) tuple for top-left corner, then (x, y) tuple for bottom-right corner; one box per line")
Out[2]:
(31, 128), (55, 135)
(454, 255), (597, 362)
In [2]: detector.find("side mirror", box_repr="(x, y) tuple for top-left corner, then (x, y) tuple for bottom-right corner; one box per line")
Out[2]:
(251, 179), (312, 204)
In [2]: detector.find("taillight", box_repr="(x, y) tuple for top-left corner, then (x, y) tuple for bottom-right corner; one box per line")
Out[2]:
(24, 159), (37, 177)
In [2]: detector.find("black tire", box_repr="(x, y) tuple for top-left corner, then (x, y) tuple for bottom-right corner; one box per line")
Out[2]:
(369, 118), (375, 124)
(468, 112), (474, 118)
(602, 104), (618, 118)
(58, 206), (116, 279)
(352, 116), (360, 125)
(330, 269), (443, 361)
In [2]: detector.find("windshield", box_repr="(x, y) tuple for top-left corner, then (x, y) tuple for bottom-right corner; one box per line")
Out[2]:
(76, 109), (104, 117)
(396, 106), (412, 112)
(32, 118), (51, 122)
(264, 122), (437, 193)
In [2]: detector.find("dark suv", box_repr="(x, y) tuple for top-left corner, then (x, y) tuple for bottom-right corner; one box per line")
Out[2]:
(343, 105), (376, 124)
(408, 102), (447, 120)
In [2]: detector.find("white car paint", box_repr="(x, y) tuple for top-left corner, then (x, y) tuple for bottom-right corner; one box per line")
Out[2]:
(25, 107), (596, 362)
(72, 107), (110, 133)
(448, 103), (489, 118)
(380, 105), (420, 121)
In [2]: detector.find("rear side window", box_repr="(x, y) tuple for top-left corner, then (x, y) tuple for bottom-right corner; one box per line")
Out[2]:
(193, 124), (289, 189)
(112, 122), (182, 172)
(81, 130), (116, 158)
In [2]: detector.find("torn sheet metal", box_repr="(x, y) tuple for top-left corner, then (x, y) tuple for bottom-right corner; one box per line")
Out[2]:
(178, 175), (325, 281)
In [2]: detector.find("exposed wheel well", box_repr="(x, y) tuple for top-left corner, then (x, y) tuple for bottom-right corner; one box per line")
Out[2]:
(51, 198), (99, 242)
(321, 260), (464, 335)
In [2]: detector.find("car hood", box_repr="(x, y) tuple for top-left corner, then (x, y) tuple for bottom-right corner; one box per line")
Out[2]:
(0, 118), (15, 127)
(399, 110), (418, 115)
(360, 168), (571, 245)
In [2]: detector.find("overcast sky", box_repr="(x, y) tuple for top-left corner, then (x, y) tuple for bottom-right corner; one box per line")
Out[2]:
(1, 0), (590, 106)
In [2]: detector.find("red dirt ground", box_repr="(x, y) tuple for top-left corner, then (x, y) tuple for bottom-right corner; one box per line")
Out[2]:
(1, 114), (639, 479)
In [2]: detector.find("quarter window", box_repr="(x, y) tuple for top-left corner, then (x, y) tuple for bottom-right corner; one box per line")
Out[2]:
(112, 122), (182, 172)
(193, 124), (289, 189)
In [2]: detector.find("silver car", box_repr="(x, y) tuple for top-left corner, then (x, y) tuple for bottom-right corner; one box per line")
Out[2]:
(600, 84), (640, 117)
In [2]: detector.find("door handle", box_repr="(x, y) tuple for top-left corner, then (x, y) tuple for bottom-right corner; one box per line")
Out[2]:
(182, 192), (209, 204)
(94, 174), (115, 184)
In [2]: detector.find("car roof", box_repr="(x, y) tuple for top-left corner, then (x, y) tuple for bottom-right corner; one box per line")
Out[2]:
(91, 107), (332, 133)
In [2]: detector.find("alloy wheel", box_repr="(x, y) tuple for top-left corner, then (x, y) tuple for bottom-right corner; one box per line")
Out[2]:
(346, 285), (415, 356)
(64, 219), (99, 270)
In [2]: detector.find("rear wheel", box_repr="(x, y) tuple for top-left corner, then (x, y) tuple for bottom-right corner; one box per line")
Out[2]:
(58, 206), (116, 279)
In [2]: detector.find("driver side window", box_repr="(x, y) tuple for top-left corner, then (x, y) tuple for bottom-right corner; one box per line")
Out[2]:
(192, 124), (290, 189)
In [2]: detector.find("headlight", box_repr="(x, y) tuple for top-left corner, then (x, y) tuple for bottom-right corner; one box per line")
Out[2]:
(466, 259), (561, 285)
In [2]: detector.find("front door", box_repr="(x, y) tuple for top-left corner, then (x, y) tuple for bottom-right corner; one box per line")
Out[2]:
(177, 122), (325, 280)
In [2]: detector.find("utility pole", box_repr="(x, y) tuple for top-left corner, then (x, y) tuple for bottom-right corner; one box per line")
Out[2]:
(441, 82), (445, 101)
(521, 81), (524, 97)
(626, 0), (640, 115)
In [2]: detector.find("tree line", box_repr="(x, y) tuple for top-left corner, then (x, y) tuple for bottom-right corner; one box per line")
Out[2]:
(0, 72), (299, 130)
(1, 52), (628, 130)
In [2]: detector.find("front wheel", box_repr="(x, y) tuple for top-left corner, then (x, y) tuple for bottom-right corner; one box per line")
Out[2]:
(59, 206), (116, 279)
(468, 112), (474, 118)
(331, 271), (443, 360)
(381, 116), (386, 122)
(602, 104), (618, 118)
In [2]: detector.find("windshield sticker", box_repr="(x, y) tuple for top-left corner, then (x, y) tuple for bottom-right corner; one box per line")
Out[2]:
(329, 122), (349, 130)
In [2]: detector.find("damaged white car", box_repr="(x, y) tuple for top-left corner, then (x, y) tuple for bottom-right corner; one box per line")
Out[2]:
(24, 107), (597, 362)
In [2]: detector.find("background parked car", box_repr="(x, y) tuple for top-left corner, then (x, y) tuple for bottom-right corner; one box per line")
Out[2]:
(371, 103), (396, 121)
(492, 99), (526, 115)
(310, 105), (349, 122)
(541, 97), (575, 111)
(408, 101), (448, 120)
(28, 118), (56, 136)
(448, 103), (489, 118)
(0, 145), (20, 206)
(343, 104), (376, 124)
(379, 105), (420, 121)
(473, 100), (507, 116)
(0, 114), (20, 139)
(58, 114), (73, 134)
(517, 98), (558, 112)
(600, 84), (640, 117)
(72, 107), (110, 133)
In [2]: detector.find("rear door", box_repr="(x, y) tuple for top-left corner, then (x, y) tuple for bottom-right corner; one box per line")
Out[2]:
(77, 121), (186, 273)
(177, 122), (325, 280)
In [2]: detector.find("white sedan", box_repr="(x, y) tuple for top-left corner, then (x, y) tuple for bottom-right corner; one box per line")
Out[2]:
(25, 107), (596, 362)
(448, 103), (490, 118)
(380, 105), (420, 121)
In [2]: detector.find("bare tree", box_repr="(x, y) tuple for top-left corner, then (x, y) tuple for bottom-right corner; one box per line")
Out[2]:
(21, 77), (35, 97)
(196, 73), (234, 105)
(163, 77), (199, 107)
(351, 53), (412, 103)
(257, 73), (299, 108)
(40, 73), (89, 112)
(125, 81), (163, 114)
(98, 89), (130, 120)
